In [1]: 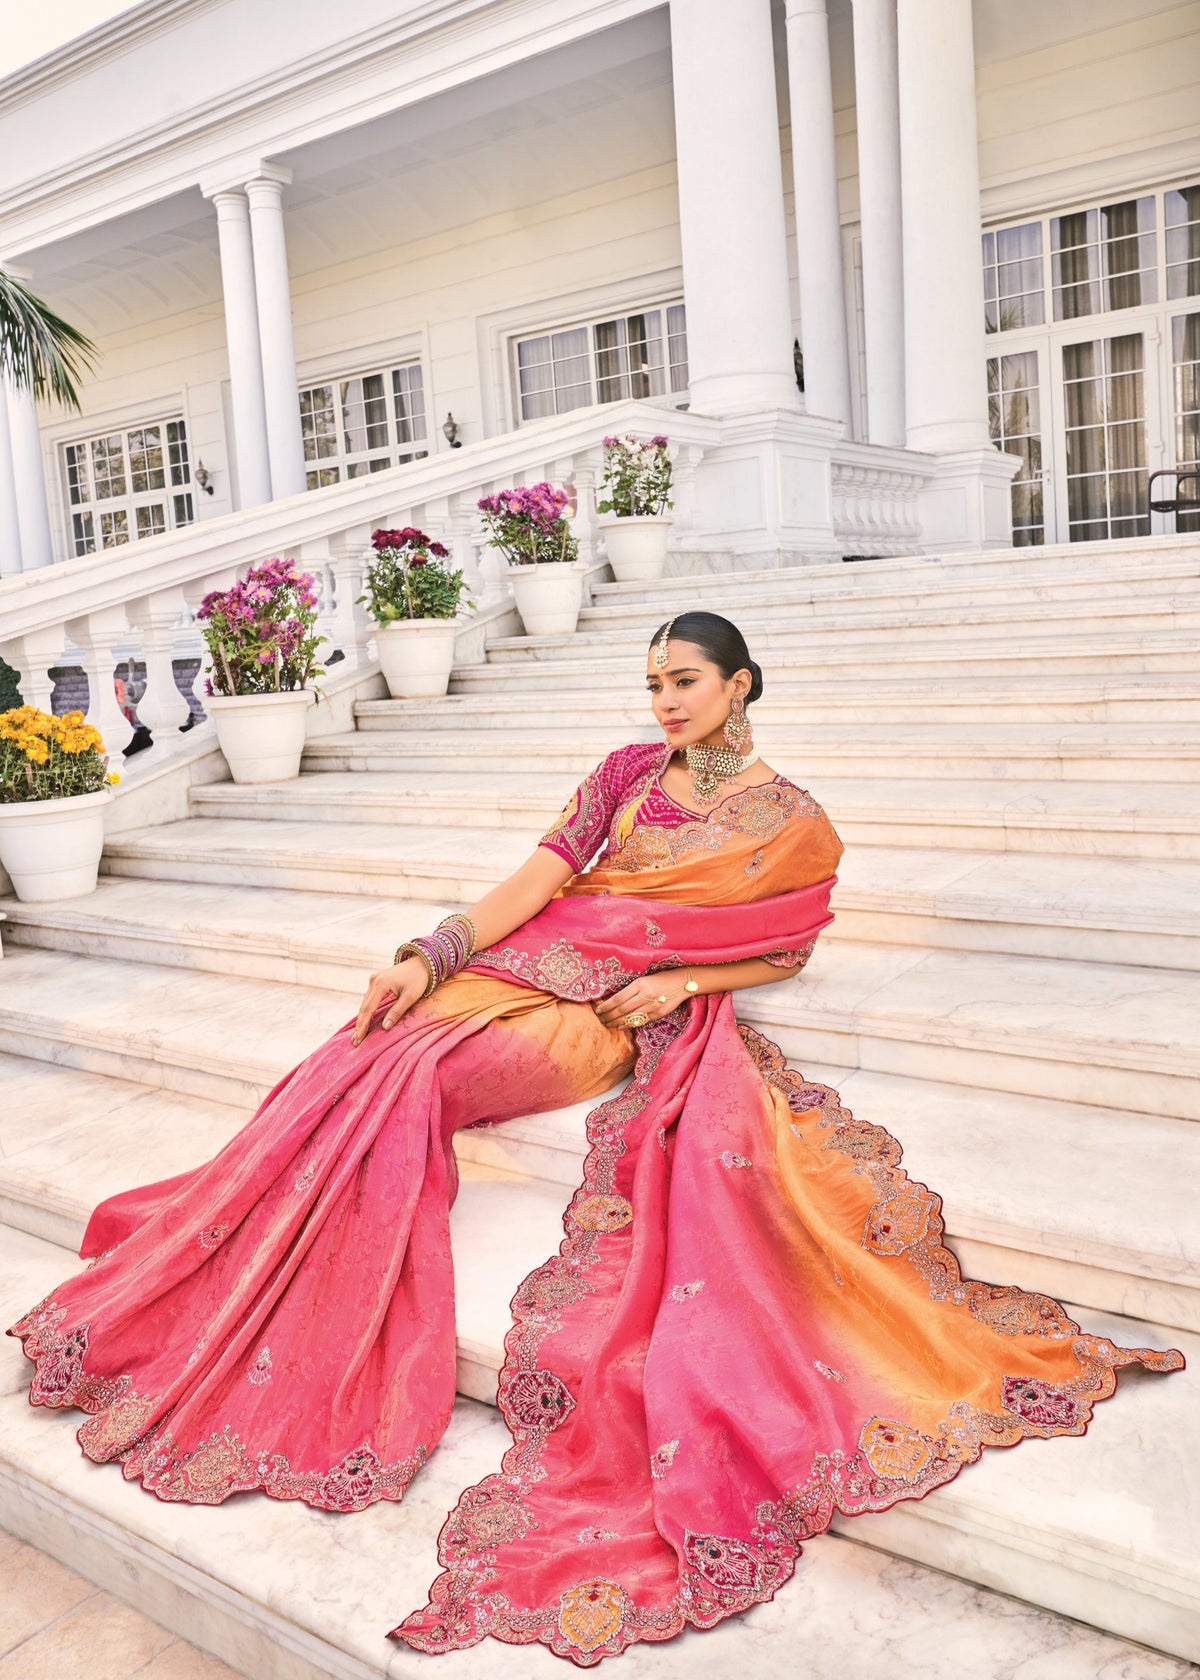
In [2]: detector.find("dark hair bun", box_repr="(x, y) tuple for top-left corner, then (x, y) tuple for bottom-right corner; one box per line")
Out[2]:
(747, 659), (764, 704)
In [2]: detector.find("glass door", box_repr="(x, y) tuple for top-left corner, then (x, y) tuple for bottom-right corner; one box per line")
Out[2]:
(1049, 328), (1163, 543)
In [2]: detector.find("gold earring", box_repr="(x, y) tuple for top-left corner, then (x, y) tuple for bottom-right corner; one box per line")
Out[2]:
(724, 694), (752, 749)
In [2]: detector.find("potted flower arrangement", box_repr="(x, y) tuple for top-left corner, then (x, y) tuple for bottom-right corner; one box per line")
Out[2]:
(477, 482), (583, 636)
(595, 433), (674, 582)
(358, 527), (471, 698)
(198, 556), (325, 784)
(0, 706), (119, 901)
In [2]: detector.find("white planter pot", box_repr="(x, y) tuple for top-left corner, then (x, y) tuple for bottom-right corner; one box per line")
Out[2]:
(206, 689), (316, 784)
(0, 788), (111, 902)
(376, 618), (459, 699)
(507, 561), (585, 637)
(597, 513), (673, 582)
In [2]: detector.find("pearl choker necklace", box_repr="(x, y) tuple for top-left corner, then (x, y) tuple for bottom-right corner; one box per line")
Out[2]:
(684, 742), (761, 803)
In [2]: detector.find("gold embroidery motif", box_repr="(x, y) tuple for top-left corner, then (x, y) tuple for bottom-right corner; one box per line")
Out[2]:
(859, 1418), (933, 1482)
(607, 783), (819, 873)
(570, 1193), (633, 1232)
(558, 1579), (627, 1654)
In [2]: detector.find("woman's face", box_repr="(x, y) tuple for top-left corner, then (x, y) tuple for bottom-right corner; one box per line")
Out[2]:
(645, 638), (751, 749)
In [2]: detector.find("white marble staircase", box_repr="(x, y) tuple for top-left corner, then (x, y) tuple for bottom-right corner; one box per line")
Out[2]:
(1, 535), (1199, 1678)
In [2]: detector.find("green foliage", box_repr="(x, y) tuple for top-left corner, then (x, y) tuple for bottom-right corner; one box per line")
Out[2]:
(0, 270), (98, 411)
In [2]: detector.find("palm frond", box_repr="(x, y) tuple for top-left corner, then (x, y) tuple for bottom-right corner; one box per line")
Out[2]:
(0, 269), (98, 411)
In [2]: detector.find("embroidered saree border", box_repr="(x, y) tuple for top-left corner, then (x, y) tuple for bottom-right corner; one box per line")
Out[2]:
(393, 1018), (1185, 1667)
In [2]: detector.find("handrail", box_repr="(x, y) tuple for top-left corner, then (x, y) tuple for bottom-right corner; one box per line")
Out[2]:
(0, 397), (719, 641)
(1147, 468), (1200, 529)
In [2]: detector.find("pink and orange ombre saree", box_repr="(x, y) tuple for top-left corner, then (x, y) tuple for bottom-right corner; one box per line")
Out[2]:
(9, 742), (1184, 1667)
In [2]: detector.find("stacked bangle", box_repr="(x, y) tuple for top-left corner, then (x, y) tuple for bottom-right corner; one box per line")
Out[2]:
(393, 913), (479, 999)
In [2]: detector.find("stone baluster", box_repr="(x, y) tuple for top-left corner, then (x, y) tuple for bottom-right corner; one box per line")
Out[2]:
(562, 447), (603, 567)
(3, 628), (65, 713)
(128, 588), (193, 736)
(666, 442), (704, 548)
(474, 479), (509, 601)
(445, 491), (484, 600)
(325, 527), (375, 666)
(66, 607), (137, 755)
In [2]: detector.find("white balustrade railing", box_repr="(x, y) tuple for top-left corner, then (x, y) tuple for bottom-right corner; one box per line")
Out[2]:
(0, 399), (721, 766)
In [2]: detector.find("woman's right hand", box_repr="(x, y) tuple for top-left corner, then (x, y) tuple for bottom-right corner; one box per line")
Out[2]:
(351, 957), (429, 1047)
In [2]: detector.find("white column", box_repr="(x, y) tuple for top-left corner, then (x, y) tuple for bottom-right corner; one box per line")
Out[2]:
(851, 0), (906, 446)
(6, 377), (54, 569)
(784, 0), (852, 429)
(245, 169), (307, 498)
(210, 190), (273, 509)
(0, 376), (23, 576)
(668, 0), (800, 416)
(896, 0), (991, 452)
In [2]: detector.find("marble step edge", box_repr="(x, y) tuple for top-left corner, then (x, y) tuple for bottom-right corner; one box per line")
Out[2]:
(353, 698), (1200, 730)
(590, 540), (1200, 596)
(1, 1218), (1196, 1673)
(30, 836), (1200, 945)
(579, 593), (1200, 633)
(585, 569), (1200, 618)
(510, 594), (1196, 638)
(0, 943), (1193, 1106)
(187, 776), (1200, 841)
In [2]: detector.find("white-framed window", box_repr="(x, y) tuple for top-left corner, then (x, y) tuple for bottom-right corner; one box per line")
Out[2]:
(299, 362), (428, 489)
(1166, 186), (1200, 300)
(61, 417), (194, 555)
(1051, 197), (1157, 320)
(1062, 332), (1149, 543)
(513, 301), (688, 422)
(987, 350), (1044, 546)
(984, 223), (1045, 333)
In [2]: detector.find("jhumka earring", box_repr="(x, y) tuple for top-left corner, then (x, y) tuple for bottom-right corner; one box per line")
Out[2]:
(724, 693), (752, 751)
(653, 617), (678, 669)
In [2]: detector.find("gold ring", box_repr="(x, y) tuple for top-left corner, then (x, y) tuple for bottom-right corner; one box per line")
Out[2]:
(622, 1011), (650, 1029)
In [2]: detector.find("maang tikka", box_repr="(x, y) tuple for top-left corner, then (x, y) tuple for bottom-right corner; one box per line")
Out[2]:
(653, 617), (678, 669)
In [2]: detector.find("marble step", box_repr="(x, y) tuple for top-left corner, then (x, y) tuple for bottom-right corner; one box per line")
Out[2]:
(37, 832), (1200, 970)
(482, 602), (1200, 663)
(357, 674), (1200, 729)
(451, 626), (1199, 680)
(1, 938), (1195, 1122)
(189, 770), (1200, 861)
(2, 1223), (1196, 1672)
(594, 537), (1196, 604)
(301, 722), (1200, 782)
(577, 569), (1200, 628)
(589, 541), (1200, 608)
(6, 1031), (1192, 1335)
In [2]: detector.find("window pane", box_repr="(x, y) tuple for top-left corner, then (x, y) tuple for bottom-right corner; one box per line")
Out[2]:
(1108, 469), (1147, 519)
(165, 420), (190, 487)
(1165, 185), (1200, 226)
(135, 503), (167, 539)
(996, 222), (1042, 263)
(1068, 474), (1108, 521)
(1064, 379), (1103, 429)
(91, 435), (127, 498)
(99, 510), (130, 547)
(71, 511), (95, 555)
(997, 257), (1043, 297)
(300, 386), (338, 460)
(1066, 426), (1106, 474)
(1000, 291), (1045, 329)
(173, 493), (194, 526)
(64, 443), (90, 505)
(1051, 209), (1097, 251)
(128, 426), (165, 493)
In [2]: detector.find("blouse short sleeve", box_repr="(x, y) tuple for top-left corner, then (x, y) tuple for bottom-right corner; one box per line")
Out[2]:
(539, 744), (661, 873)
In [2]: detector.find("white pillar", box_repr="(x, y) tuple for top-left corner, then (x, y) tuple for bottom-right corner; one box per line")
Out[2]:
(896, 0), (991, 452)
(0, 377), (23, 576)
(210, 190), (273, 509)
(6, 377), (54, 570)
(245, 169), (307, 499)
(852, 0), (907, 446)
(668, 0), (800, 416)
(784, 0), (852, 430)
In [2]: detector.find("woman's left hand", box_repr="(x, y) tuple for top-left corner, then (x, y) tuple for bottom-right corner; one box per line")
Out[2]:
(594, 972), (696, 1030)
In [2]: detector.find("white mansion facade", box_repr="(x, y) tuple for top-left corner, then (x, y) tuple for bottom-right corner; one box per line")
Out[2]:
(0, 0), (1198, 575)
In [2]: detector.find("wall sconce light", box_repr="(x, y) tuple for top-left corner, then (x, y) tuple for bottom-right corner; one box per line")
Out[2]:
(442, 413), (462, 448)
(194, 459), (215, 495)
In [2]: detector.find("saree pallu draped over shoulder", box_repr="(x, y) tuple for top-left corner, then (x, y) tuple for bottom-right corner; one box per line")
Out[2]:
(7, 744), (1185, 1669)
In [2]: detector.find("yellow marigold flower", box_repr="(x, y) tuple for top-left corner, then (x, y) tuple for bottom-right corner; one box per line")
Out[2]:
(26, 742), (50, 764)
(106, 771), (121, 785)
